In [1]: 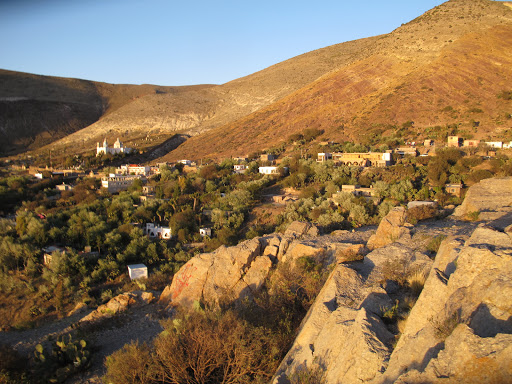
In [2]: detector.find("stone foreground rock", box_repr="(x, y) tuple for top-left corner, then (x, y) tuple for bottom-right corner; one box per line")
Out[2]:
(374, 225), (512, 383)
(273, 177), (512, 384)
(453, 176), (512, 219)
(367, 206), (411, 250)
(159, 221), (354, 309)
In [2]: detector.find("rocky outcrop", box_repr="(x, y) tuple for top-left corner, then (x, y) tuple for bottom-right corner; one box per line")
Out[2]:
(372, 224), (512, 384)
(159, 237), (267, 308)
(159, 221), (367, 310)
(367, 207), (411, 250)
(271, 177), (512, 384)
(272, 236), (433, 384)
(453, 176), (512, 219)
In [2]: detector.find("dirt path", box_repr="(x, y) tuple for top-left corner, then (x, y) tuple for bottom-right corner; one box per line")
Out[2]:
(0, 302), (166, 383)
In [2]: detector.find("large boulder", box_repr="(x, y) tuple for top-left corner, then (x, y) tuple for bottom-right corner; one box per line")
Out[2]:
(284, 221), (318, 238)
(394, 324), (512, 384)
(367, 207), (411, 250)
(373, 224), (512, 384)
(159, 238), (272, 308)
(453, 176), (512, 219)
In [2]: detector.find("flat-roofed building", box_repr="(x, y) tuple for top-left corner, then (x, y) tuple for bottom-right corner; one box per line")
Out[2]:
(101, 174), (145, 194)
(448, 136), (463, 147)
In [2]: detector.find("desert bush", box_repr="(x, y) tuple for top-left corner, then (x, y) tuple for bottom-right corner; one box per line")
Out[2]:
(0, 343), (28, 382)
(153, 310), (279, 384)
(430, 311), (465, 340)
(289, 359), (326, 384)
(465, 169), (493, 184)
(406, 268), (428, 298)
(104, 341), (154, 384)
(426, 235), (447, 256)
(466, 211), (480, 222)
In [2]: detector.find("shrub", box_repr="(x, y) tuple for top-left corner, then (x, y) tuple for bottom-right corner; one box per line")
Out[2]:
(430, 311), (464, 340)
(426, 235), (447, 256)
(466, 211), (480, 222)
(104, 341), (154, 384)
(289, 359), (326, 384)
(153, 310), (279, 384)
(406, 269), (428, 297)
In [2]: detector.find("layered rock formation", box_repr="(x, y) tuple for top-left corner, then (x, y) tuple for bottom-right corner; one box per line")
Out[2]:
(273, 176), (512, 384)
(453, 176), (512, 220)
(366, 206), (411, 250)
(159, 221), (365, 309)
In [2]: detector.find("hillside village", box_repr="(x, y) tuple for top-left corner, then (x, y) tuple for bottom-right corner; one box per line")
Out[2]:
(1, 0), (512, 382)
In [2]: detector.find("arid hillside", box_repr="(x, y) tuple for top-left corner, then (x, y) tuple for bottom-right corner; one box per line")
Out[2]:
(164, 0), (512, 161)
(0, 69), (208, 155)
(3, 0), (512, 161)
(44, 35), (380, 159)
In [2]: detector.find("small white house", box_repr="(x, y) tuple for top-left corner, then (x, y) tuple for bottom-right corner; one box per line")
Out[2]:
(258, 166), (288, 175)
(233, 164), (246, 173)
(485, 141), (503, 149)
(199, 227), (212, 237)
(144, 223), (172, 239)
(128, 264), (148, 280)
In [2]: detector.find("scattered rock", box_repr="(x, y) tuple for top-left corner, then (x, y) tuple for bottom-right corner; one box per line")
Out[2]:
(67, 302), (88, 317)
(282, 241), (326, 265)
(367, 207), (410, 250)
(335, 243), (366, 263)
(79, 291), (153, 324)
(284, 221), (317, 238)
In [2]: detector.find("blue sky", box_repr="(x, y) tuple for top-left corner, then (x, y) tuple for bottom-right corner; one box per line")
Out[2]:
(0, 0), (445, 86)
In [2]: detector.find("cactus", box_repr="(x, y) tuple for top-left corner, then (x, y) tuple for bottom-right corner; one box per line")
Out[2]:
(34, 333), (91, 382)
(34, 343), (46, 363)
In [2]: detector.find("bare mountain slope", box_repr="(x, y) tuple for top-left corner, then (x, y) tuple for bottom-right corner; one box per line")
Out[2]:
(0, 69), (207, 155)
(163, 0), (512, 161)
(47, 35), (380, 157)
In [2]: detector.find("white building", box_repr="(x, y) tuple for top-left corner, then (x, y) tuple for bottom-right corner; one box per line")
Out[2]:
(179, 160), (192, 166)
(101, 174), (145, 193)
(144, 223), (172, 239)
(199, 227), (212, 237)
(96, 138), (131, 157)
(258, 166), (288, 175)
(127, 264), (148, 280)
(485, 141), (503, 149)
(317, 153), (332, 162)
(116, 164), (151, 176)
(233, 164), (246, 173)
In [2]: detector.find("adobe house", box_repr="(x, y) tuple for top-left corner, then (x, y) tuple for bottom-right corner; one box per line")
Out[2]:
(144, 223), (172, 239)
(447, 136), (463, 147)
(260, 153), (275, 162)
(42, 245), (66, 267)
(463, 139), (480, 147)
(445, 183), (463, 198)
(317, 153), (333, 162)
